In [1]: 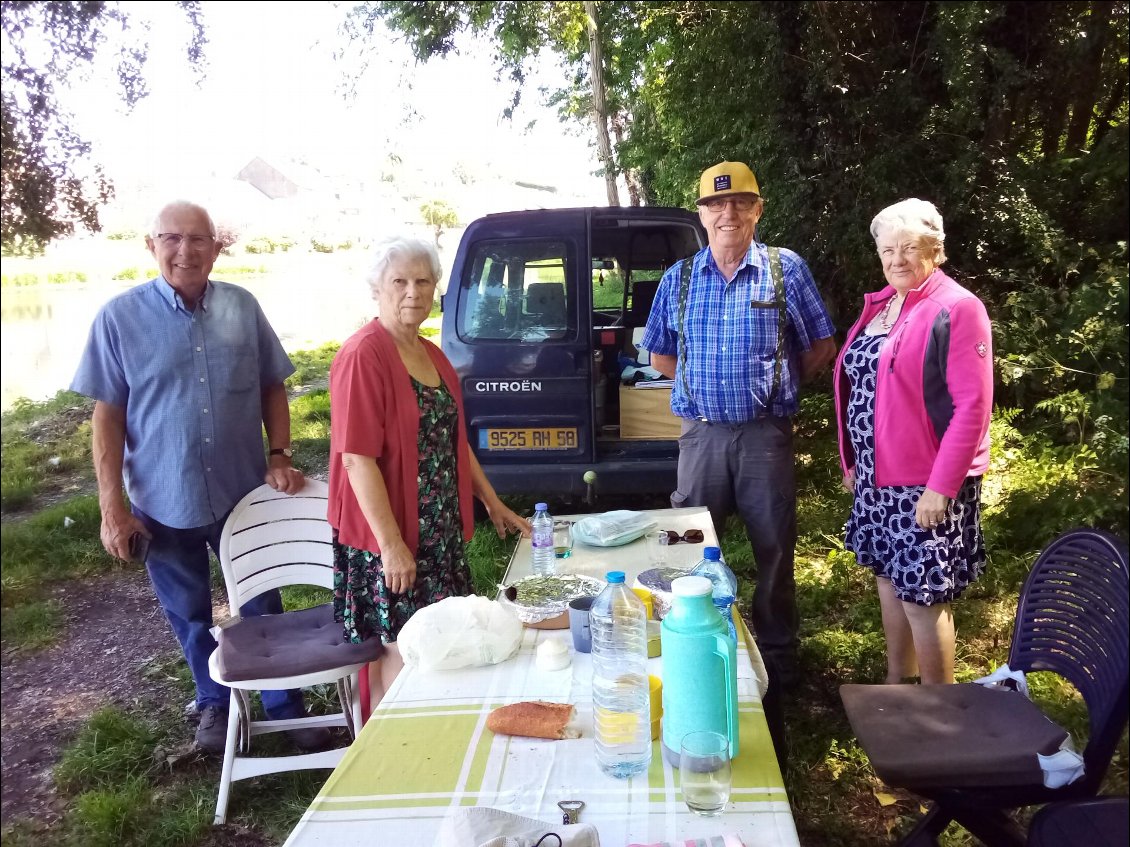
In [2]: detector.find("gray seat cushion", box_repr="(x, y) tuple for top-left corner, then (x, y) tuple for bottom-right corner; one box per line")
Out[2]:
(840, 682), (1070, 788)
(217, 603), (383, 682)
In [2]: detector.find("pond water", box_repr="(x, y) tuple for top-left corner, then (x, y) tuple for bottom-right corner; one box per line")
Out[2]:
(1, 253), (382, 410)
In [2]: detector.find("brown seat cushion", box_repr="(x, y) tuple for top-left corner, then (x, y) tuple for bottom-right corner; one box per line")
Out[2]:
(217, 603), (383, 682)
(840, 682), (1070, 788)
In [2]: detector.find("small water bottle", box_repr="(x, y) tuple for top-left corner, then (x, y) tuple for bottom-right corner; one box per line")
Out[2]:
(591, 571), (651, 779)
(530, 503), (555, 576)
(691, 547), (738, 643)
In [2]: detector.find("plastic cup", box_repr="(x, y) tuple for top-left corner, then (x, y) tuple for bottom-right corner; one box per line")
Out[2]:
(631, 586), (655, 619)
(568, 596), (594, 653)
(679, 730), (732, 816)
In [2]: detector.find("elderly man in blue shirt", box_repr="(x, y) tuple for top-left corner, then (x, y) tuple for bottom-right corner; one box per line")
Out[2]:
(642, 161), (837, 692)
(71, 200), (328, 753)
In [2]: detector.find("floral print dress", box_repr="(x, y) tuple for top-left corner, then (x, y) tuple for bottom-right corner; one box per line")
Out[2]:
(842, 331), (986, 606)
(333, 378), (472, 642)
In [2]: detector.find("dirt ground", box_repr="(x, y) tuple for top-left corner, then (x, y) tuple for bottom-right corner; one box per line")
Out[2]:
(0, 568), (187, 827)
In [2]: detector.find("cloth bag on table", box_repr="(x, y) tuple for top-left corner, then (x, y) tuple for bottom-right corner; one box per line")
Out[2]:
(435, 807), (600, 847)
(398, 595), (523, 671)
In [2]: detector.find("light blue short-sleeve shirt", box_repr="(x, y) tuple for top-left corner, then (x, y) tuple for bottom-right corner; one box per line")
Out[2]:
(71, 278), (295, 528)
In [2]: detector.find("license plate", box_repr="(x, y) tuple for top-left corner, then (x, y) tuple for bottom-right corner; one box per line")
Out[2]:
(479, 427), (578, 451)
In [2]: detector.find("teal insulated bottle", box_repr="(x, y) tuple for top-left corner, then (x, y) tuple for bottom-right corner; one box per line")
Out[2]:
(659, 575), (739, 767)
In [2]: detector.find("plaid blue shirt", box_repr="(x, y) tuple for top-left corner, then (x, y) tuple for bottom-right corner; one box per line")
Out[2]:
(71, 278), (295, 529)
(641, 242), (834, 421)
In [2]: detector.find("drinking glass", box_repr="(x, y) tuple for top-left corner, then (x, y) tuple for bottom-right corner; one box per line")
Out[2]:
(647, 530), (669, 567)
(679, 730), (732, 816)
(553, 520), (573, 559)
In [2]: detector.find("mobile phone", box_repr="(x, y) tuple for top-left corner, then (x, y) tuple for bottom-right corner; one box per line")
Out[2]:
(129, 532), (151, 563)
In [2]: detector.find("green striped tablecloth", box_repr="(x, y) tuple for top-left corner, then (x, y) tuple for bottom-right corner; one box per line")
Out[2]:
(284, 623), (797, 846)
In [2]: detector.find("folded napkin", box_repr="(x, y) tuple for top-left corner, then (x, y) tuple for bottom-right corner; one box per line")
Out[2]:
(628, 837), (746, 847)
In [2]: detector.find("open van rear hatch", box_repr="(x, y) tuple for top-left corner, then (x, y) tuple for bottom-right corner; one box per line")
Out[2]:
(441, 207), (705, 496)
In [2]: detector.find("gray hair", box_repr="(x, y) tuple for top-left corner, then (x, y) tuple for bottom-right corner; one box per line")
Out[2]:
(365, 236), (443, 293)
(870, 198), (947, 264)
(148, 200), (217, 237)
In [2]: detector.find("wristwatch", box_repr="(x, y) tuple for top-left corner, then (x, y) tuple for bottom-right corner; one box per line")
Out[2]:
(269, 447), (293, 458)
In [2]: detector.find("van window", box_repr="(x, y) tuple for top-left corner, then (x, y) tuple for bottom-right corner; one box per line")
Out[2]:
(459, 240), (573, 341)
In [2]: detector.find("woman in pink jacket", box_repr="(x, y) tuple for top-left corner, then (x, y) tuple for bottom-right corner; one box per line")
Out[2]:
(834, 199), (993, 684)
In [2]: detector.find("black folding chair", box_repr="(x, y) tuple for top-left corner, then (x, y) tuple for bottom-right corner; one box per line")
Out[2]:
(840, 528), (1129, 846)
(1027, 797), (1129, 847)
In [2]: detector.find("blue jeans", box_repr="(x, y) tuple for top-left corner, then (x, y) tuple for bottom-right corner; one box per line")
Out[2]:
(133, 506), (306, 719)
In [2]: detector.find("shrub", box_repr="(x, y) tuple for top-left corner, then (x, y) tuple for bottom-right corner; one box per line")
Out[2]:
(112, 267), (139, 281)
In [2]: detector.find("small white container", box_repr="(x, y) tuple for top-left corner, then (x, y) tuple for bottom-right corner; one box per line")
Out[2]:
(536, 637), (572, 671)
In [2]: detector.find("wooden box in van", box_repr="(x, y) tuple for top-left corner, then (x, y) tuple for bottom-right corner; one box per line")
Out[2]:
(619, 385), (681, 439)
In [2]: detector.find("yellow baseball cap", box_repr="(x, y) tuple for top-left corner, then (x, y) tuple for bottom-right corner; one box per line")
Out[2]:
(697, 161), (761, 204)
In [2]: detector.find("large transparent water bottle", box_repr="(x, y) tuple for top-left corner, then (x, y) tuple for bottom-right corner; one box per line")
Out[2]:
(691, 547), (738, 643)
(590, 571), (652, 779)
(530, 503), (555, 576)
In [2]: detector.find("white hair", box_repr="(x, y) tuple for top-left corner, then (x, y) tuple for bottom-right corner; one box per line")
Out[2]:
(148, 200), (217, 237)
(870, 198), (947, 264)
(365, 236), (443, 293)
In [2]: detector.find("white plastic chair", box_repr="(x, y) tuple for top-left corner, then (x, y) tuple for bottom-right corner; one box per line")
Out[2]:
(207, 480), (382, 824)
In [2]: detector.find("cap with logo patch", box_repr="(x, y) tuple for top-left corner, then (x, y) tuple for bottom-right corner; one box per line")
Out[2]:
(697, 161), (761, 204)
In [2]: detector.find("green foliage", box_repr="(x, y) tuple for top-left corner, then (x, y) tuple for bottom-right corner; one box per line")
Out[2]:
(1, 2), (207, 253)
(286, 343), (341, 388)
(112, 266), (140, 281)
(55, 708), (158, 793)
(0, 270), (88, 286)
(1, 392), (94, 510)
(419, 199), (459, 244)
(0, 598), (62, 651)
(244, 235), (297, 254)
(309, 235), (353, 253)
(0, 495), (115, 597)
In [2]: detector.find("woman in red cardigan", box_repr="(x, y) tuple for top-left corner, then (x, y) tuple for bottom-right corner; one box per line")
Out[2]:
(328, 236), (530, 709)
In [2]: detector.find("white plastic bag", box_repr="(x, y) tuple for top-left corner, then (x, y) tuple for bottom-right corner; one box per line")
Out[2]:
(398, 595), (523, 671)
(571, 510), (657, 547)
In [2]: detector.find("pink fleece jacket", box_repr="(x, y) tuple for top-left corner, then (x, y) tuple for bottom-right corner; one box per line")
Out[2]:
(834, 269), (993, 498)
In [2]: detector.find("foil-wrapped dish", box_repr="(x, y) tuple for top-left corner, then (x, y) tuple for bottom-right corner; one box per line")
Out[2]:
(498, 573), (605, 627)
(635, 566), (692, 619)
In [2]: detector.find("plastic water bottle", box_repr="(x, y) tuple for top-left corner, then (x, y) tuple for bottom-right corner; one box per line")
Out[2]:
(691, 547), (738, 643)
(530, 503), (555, 576)
(590, 571), (652, 778)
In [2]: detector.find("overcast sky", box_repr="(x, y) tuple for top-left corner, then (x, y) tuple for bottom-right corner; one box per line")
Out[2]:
(58, 1), (607, 206)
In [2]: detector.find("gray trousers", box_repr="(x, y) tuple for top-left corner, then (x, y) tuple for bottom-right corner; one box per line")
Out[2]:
(671, 417), (798, 665)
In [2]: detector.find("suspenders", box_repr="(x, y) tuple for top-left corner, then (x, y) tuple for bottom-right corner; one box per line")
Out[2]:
(676, 247), (787, 419)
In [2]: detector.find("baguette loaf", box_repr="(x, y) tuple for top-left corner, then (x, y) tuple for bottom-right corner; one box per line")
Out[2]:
(486, 701), (579, 740)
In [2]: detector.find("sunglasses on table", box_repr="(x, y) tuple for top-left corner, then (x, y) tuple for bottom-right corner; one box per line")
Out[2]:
(659, 529), (705, 545)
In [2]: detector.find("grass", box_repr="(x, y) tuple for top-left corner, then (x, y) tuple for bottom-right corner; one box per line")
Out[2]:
(1, 354), (1126, 847)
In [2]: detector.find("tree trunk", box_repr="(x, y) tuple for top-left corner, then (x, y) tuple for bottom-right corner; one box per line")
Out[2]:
(1065, 0), (1114, 154)
(611, 112), (641, 206)
(584, 0), (619, 206)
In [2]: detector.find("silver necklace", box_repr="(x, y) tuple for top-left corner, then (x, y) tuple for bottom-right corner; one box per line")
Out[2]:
(876, 294), (904, 331)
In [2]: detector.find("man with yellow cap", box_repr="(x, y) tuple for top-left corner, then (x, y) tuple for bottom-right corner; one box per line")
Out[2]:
(641, 161), (836, 690)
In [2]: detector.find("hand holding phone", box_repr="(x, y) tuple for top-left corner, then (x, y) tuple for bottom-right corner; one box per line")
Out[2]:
(129, 532), (151, 563)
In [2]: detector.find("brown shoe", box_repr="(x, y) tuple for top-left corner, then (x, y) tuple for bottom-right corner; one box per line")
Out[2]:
(194, 705), (228, 753)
